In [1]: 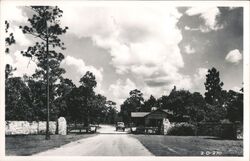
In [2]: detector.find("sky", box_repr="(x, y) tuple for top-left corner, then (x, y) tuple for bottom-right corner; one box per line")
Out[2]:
(4, 5), (243, 109)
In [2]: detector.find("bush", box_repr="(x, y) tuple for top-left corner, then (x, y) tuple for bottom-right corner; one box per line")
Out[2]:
(167, 122), (196, 136)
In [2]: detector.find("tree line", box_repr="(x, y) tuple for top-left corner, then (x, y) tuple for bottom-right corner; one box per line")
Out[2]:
(120, 67), (243, 124)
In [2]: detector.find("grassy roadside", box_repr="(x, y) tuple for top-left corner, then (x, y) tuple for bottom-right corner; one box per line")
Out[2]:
(131, 135), (243, 156)
(6, 134), (96, 156)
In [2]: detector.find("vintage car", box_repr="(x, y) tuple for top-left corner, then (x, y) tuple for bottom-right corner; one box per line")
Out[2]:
(116, 122), (125, 131)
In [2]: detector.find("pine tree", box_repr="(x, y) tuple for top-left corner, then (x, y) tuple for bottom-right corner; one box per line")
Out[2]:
(20, 6), (68, 139)
(204, 67), (224, 105)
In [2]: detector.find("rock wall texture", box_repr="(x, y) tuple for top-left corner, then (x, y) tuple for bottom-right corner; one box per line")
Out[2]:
(162, 118), (172, 135)
(58, 117), (67, 135)
(5, 117), (67, 135)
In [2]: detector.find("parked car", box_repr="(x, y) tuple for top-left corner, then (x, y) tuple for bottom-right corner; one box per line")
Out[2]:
(116, 122), (125, 131)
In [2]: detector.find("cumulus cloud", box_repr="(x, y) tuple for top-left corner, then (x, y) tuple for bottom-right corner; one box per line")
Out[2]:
(6, 51), (37, 77)
(108, 78), (137, 107)
(185, 7), (223, 32)
(194, 68), (207, 84)
(3, 5), (32, 47)
(58, 6), (203, 106)
(232, 86), (241, 92)
(3, 5), (27, 23)
(193, 67), (208, 93)
(184, 44), (195, 54)
(225, 49), (242, 64)
(61, 55), (104, 93)
(60, 6), (187, 89)
(60, 7), (183, 73)
(7, 26), (32, 46)
(107, 72), (193, 109)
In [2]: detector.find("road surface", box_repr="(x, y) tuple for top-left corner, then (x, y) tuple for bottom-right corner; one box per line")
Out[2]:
(34, 125), (153, 156)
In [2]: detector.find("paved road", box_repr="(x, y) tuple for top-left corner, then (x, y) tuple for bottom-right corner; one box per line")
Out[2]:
(34, 125), (153, 156)
(98, 124), (129, 134)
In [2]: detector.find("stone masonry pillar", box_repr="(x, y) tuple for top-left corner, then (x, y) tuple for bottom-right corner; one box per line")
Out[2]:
(58, 117), (67, 135)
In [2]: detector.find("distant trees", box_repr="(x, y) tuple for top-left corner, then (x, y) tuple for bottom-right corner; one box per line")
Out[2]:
(5, 77), (33, 121)
(54, 78), (76, 118)
(186, 92), (206, 123)
(119, 87), (207, 124)
(225, 90), (243, 122)
(120, 89), (144, 124)
(141, 95), (158, 112)
(119, 67), (243, 124)
(204, 67), (224, 105)
(105, 101), (118, 124)
(62, 71), (118, 126)
(203, 67), (243, 122)
(158, 88), (206, 123)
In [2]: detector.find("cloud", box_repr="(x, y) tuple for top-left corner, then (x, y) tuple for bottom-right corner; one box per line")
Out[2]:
(145, 73), (192, 90)
(107, 78), (137, 107)
(3, 5), (27, 23)
(61, 55), (104, 93)
(184, 44), (195, 54)
(143, 74), (192, 99)
(185, 7), (223, 32)
(193, 67), (208, 93)
(60, 6), (187, 88)
(225, 49), (242, 64)
(6, 50), (37, 77)
(59, 7), (183, 70)
(7, 26), (32, 46)
(3, 5), (32, 47)
(194, 68), (207, 84)
(59, 6), (205, 107)
(232, 86), (241, 92)
(107, 72), (193, 108)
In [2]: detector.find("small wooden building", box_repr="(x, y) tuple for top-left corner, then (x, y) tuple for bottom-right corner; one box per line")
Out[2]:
(131, 108), (173, 127)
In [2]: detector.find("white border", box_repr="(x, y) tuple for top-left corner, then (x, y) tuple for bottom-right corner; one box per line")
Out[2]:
(0, 1), (249, 161)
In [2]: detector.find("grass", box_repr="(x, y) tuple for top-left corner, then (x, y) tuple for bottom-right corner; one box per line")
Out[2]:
(132, 135), (243, 156)
(6, 134), (96, 156)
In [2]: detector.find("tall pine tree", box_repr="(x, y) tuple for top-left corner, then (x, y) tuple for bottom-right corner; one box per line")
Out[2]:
(20, 6), (68, 139)
(204, 67), (224, 105)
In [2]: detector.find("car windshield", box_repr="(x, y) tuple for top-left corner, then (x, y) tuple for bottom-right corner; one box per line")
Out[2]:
(117, 122), (124, 126)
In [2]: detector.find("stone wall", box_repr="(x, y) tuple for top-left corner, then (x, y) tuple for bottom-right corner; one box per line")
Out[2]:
(162, 118), (172, 135)
(5, 117), (67, 135)
(58, 117), (67, 135)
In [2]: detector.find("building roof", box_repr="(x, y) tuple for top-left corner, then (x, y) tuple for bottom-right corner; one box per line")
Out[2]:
(131, 112), (149, 117)
(162, 109), (173, 115)
(131, 109), (173, 118)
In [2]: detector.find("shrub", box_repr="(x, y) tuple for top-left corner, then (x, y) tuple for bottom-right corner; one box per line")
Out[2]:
(167, 122), (196, 136)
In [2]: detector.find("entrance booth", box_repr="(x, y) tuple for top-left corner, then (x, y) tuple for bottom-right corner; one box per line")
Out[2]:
(131, 108), (173, 134)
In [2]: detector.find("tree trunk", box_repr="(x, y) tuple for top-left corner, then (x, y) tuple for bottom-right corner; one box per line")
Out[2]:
(45, 19), (50, 140)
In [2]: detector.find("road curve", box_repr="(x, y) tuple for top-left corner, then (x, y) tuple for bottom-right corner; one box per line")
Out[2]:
(34, 125), (153, 156)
